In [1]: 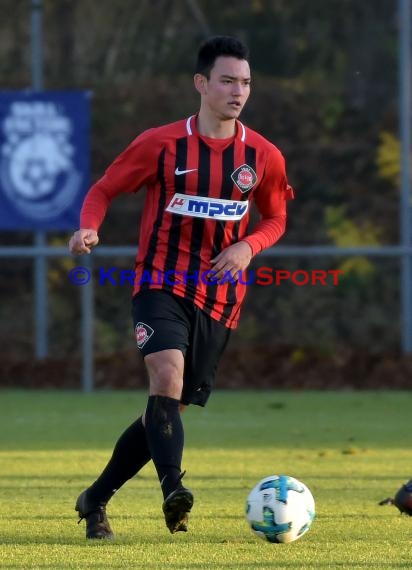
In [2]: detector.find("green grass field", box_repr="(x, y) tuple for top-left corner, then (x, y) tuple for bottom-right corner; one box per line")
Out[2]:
(0, 390), (411, 569)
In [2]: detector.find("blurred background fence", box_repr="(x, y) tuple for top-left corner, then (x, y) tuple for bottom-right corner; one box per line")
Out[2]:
(1, 0), (411, 390)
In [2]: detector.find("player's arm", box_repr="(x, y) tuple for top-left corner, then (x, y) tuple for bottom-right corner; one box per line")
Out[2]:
(68, 177), (113, 254)
(68, 128), (158, 255)
(241, 149), (293, 256)
(211, 149), (293, 279)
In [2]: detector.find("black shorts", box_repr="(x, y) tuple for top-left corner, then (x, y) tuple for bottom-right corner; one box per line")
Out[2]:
(132, 289), (231, 407)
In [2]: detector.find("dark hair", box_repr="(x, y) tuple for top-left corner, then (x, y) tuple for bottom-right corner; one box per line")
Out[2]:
(195, 36), (249, 77)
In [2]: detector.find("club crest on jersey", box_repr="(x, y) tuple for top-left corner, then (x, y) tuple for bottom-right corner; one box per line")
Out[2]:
(135, 322), (154, 349)
(231, 164), (257, 193)
(166, 193), (249, 221)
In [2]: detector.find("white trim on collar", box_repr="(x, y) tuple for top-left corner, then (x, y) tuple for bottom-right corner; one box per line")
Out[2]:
(186, 115), (194, 135)
(186, 115), (246, 141)
(238, 121), (246, 142)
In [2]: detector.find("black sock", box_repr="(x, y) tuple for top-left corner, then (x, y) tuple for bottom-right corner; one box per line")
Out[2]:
(87, 416), (151, 505)
(144, 395), (184, 499)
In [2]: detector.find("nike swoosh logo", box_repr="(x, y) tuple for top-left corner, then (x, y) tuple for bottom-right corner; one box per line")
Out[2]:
(175, 167), (198, 176)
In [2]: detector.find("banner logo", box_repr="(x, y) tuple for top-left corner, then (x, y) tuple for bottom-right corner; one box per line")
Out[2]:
(0, 99), (82, 221)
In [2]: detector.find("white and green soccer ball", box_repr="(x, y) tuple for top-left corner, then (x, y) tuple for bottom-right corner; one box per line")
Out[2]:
(245, 474), (315, 544)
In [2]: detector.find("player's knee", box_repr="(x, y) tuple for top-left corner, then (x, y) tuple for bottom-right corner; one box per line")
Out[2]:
(151, 361), (182, 386)
(145, 354), (183, 399)
(151, 379), (182, 399)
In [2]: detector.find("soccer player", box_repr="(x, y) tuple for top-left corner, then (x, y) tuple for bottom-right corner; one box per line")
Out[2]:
(69, 35), (293, 539)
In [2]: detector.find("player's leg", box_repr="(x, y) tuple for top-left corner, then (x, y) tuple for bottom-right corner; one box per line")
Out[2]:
(144, 349), (185, 498)
(133, 290), (194, 533)
(143, 349), (194, 533)
(153, 304), (231, 533)
(86, 416), (150, 505)
(75, 415), (151, 538)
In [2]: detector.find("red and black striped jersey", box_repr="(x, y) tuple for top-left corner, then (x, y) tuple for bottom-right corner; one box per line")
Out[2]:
(80, 115), (293, 328)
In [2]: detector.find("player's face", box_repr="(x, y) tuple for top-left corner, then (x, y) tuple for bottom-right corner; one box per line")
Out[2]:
(199, 56), (251, 120)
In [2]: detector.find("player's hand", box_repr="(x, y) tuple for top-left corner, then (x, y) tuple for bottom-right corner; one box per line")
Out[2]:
(210, 241), (253, 281)
(68, 229), (99, 255)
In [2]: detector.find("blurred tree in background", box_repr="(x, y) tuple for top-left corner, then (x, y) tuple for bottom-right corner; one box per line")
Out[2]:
(0, 0), (402, 365)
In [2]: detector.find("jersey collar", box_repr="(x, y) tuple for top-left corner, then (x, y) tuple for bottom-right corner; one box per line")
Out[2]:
(186, 115), (246, 142)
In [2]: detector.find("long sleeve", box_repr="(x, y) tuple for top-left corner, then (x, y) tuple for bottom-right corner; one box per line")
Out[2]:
(242, 149), (294, 256)
(242, 214), (287, 256)
(80, 178), (114, 230)
(79, 128), (159, 231)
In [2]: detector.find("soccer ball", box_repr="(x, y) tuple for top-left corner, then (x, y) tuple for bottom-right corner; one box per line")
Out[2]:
(245, 474), (315, 544)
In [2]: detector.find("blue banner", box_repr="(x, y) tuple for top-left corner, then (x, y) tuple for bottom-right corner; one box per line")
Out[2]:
(0, 91), (90, 230)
